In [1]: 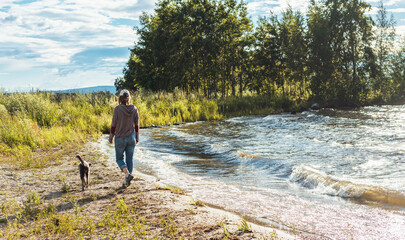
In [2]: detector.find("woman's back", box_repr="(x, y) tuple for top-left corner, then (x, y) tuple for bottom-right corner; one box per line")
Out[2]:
(112, 104), (139, 138)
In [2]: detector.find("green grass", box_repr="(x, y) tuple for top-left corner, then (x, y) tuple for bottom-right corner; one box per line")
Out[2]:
(98, 195), (147, 239)
(218, 220), (231, 240)
(238, 216), (252, 233)
(155, 184), (188, 195)
(217, 93), (303, 118)
(0, 90), (302, 168)
(190, 198), (205, 207)
(0, 92), (113, 166)
(0, 192), (147, 239)
(134, 89), (222, 126)
(160, 217), (179, 238)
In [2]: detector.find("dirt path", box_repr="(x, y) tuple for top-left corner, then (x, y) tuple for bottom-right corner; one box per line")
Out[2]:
(0, 141), (297, 239)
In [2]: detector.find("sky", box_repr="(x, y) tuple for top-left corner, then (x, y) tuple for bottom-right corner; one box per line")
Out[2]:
(0, 0), (404, 92)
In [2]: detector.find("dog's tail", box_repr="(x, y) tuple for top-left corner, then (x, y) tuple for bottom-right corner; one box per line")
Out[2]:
(76, 155), (84, 164)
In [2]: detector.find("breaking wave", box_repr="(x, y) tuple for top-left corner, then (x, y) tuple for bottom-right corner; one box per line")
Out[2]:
(290, 165), (405, 208)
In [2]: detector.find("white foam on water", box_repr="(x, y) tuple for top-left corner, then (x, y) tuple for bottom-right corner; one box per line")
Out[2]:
(99, 105), (405, 239)
(101, 135), (405, 239)
(290, 164), (405, 210)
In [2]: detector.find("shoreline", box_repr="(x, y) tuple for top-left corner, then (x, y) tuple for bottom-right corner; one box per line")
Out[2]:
(139, 101), (405, 130)
(95, 138), (301, 239)
(0, 139), (299, 239)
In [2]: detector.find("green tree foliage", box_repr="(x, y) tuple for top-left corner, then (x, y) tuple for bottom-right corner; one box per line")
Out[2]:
(253, 14), (281, 95)
(306, 0), (334, 103)
(373, 1), (397, 100)
(123, 0), (252, 98)
(278, 7), (308, 101)
(119, 0), (402, 107)
(307, 0), (374, 106)
(391, 37), (405, 99)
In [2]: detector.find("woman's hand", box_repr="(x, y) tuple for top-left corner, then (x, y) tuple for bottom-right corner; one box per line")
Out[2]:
(108, 134), (114, 144)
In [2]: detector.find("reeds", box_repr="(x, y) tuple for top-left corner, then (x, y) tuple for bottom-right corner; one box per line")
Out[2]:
(0, 89), (301, 168)
(134, 89), (222, 126)
(217, 94), (299, 117)
(0, 92), (115, 167)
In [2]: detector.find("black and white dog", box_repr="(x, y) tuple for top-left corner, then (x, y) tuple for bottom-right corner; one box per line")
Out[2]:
(76, 155), (91, 191)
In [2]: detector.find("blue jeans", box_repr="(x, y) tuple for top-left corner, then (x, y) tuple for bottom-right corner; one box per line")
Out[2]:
(114, 132), (136, 174)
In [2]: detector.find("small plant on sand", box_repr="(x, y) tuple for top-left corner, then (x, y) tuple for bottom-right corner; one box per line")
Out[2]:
(62, 193), (77, 203)
(61, 181), (70, 193)
(168, 186), (187, 195)
(160, 217), (179, 239)
(155, 184), (187, 195)
(218, 221), (231, 240)
(238, 216), (252, 233)
(98, 195), (147, 238)
(190, 198), (205, 207)
(72, 201), (84, 216)
(22, 192), (43, 220)
(188, 207), (196, 215)
(131, 216), (148, 239)
(1, 196), (21, 224)
(42, 212), (96, 238)
(39, 203), (57, 219)
(268, 229), (280, 240)
(91, 193), (98, 201)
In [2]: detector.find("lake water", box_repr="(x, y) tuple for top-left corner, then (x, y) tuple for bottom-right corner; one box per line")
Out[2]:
(103, 105), (405, 239)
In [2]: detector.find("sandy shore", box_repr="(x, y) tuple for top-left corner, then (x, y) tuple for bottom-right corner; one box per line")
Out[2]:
(0, 140), (299, 239)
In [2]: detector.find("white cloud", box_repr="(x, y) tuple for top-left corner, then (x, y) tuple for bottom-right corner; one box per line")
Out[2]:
(279, 0), (310, 12)
(247, 0), (309, 16)
(102, 57), (128, 63)
(0, 66), (118, 91)
(368, 7), (378, 15)
(390, 8), (405, 13)
(247, 1), (279, 13)
(0, 0), (404, 91)
(0, 1), (13, 8)
(38, 69), (117, 90)
(385, 0), (403, 6)
(64, 0), (140, 9)
(397, 25), (405, 37)
(0, 0), (143, 79)
(0, 57), (38, 71)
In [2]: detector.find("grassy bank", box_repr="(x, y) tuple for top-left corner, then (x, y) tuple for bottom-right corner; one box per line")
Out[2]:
(0, 92), (112, 168)
(218, 94), (303, 117)
(0, 90), (301, 168)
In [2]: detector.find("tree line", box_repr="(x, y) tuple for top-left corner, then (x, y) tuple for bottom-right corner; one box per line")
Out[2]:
(116, 0), (405, 107)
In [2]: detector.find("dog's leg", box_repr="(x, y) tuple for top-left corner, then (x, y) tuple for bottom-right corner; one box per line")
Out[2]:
(87, 163), (91, 188)
(80, 166), (85, 191)
(86, 170), (89, 188)
(81, 178), (85, 191)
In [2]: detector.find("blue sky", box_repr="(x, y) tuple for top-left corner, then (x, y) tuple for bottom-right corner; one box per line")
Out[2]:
(0, 0), (404, 91)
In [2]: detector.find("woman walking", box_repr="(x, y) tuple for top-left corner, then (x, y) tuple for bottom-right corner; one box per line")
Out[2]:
(109, 89), (139, 188)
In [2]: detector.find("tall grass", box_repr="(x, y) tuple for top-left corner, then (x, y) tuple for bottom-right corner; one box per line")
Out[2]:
(0, 89), (301, 167)
(217, 94), (299, 117)
(0, 91), (114, 166)
(135, 89), (221, 126)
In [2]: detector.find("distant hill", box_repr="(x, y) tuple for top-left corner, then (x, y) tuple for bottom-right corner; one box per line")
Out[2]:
(53, 86), (116, 94)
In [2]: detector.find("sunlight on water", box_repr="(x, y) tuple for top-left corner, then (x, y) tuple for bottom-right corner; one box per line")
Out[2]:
(103, 105), (405, 239)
